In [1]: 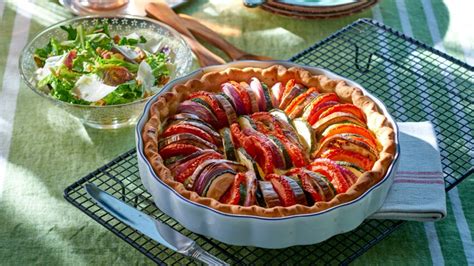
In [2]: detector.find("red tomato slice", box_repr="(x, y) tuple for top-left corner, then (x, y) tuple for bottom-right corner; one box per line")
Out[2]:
(307, 101), (340, 125)
(230, 122), (245, 148)
(321, 124), (378, 150)
(268, 174), (297, 207)
(308, 158), (350, 193)
(159, 144), (201, 160)
(278, 137), (308, 167)
(220, 173), (245, 205)
(319, 148), (374, 171)
(299, 172), (323, 202)
(284, 87), (318, 115)
(242, 137), (275, 175)
(173, 151), (223, 183)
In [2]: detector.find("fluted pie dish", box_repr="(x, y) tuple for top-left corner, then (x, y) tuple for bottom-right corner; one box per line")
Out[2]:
(136, 61), (399, 248)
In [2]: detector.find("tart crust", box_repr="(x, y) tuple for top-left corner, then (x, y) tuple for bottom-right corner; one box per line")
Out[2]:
(142, 65), (396, 217)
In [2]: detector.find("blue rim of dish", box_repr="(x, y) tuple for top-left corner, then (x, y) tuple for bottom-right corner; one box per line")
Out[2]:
(18, 14), (193, 109)
(135, 60), (401, 221)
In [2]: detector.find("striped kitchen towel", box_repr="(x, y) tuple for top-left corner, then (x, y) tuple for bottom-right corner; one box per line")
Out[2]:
(370, 121), (447, 222)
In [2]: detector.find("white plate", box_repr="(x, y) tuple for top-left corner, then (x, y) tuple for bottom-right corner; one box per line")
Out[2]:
(135, 61), (400, 248)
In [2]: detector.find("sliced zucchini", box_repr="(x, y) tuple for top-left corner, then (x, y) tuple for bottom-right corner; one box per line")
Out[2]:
(236, 148), (263, 180)
(261, 83), (273, 110)
(335, 161), (365, 177)
(219, 127), (237, 161)
(270, 109), (290, 124)
(238, 115), (257, 130)
(292, 118), (315, 153)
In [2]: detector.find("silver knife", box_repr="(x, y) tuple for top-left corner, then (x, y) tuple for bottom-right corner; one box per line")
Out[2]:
(85, 183), (229, 265)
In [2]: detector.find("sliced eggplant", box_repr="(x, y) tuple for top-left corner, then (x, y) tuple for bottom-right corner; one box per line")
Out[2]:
(166, 120), (221, 144)
(241, 81), (260, 113)
(222, 82), (246, 115)
(185, 159), (223, 189)
(305, 170), (337, 202)
(243, 171), (258, 206)
(166, 113), (213, 129)
(158, 133), (218, 151)
(204, 170), (237, 200)
(171, 150), (223, 183)
(177, 100), (219, 129)
(214, 94), (238, 125)
(249, 77), (266, 111)
(194, 162), (236, 195)
(258, 181), (281, 207)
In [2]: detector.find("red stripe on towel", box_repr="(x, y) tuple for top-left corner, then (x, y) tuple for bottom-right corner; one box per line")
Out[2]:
(395, 175), (443, 180)
(393, 179), (445, 185)
(397, 171), (443, 175)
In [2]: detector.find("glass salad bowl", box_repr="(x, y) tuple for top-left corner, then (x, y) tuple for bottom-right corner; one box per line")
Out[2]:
(19, 15), (192, 129)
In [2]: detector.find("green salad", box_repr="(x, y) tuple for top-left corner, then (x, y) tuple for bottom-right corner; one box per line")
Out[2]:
(34, 23), (171, 106)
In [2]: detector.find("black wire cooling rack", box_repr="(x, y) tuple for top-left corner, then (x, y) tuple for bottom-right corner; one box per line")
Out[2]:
(64, 19), (474, 265)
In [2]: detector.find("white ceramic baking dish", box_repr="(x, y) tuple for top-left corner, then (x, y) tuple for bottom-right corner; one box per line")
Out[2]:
(135, 61), (400, 248)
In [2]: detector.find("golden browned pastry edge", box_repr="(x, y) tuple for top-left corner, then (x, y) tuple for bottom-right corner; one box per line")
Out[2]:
(142, 65), (396, 218)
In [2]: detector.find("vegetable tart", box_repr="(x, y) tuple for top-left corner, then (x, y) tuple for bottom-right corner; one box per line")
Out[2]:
(142, 65), (396, 217)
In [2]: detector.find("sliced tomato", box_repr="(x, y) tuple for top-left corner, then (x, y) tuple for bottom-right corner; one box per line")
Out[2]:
(303, 93), (340, 123)
(318, 103), (366, 122)
(321, 124), (378, 150)
(284, 87), (318, 116)
(64, 49), (77, 69)
(188, 91), (228, 128)
(230, 123), (245, 148)
(242, 129), (285, 170)
(268, 174), (297, 207)
(319, 148), (375, 171)
(159, 144), (201, 160)
(312, 112), (367, 136)
(308, 158), (350, 194)
(241, 137), (275, 175)
(314, 133), (378, 162)
(251, 112), (280, 135)
(278, 137), (308, 167)
(220, 173), (245, 205)
(299, 172), (323, 203)
(173, 151), (223, 183)
(162, 124), (217, 145)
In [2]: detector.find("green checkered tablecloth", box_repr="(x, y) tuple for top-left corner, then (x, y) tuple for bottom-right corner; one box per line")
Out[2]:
(0, 0), (472, 264)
